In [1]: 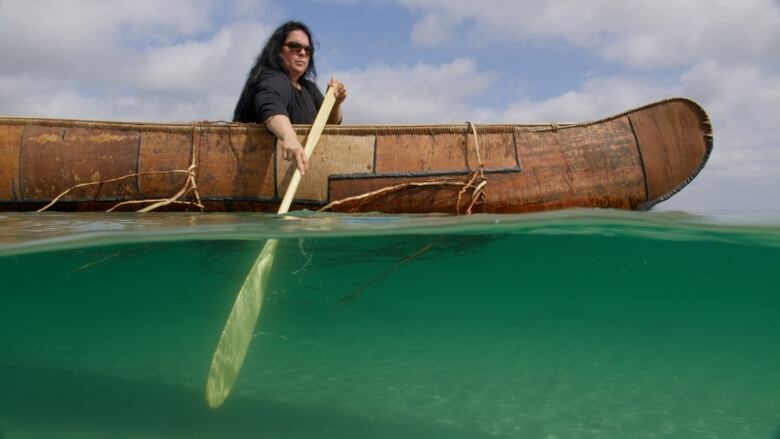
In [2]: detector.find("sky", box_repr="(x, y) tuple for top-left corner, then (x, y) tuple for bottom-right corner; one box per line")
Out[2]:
(1, 0), (778, 214)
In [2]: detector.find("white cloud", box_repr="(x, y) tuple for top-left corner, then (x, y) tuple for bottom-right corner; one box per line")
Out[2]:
(0, 1), (216, 74)
(330, 58), (497, 123)
(498, 75), (679, 123)
(400, 0), (780, 69)
(0, 0), (276, 121)
(137, 22), (271, 95)
(679, 62), (780, 179)
(409, 12), (460, 46)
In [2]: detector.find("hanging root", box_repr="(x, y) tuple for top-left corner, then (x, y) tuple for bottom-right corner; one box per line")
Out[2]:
(317, 180), (467, 213)
(37, 166), (204, 213)
(113, 164), (204, 213)
(336, 237), (442, 309)
(458, 121), (487, 215)
(320, 121), (488, 216)
(38, 124), (205, 213)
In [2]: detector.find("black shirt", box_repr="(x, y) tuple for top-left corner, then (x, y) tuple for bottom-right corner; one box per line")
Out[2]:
(235, 69), (324, 124)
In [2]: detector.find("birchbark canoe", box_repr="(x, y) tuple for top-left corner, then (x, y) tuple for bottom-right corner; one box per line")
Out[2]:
(0, 97), (711, 213)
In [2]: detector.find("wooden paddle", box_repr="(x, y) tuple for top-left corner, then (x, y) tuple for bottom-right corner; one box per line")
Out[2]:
(206, 86), (337, 408)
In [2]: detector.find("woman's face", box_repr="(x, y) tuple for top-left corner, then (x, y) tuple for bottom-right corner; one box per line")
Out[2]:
(280, 29), (312, 81)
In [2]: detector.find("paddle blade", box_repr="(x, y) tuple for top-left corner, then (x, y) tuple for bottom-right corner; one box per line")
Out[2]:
(206, 238), (279, 408)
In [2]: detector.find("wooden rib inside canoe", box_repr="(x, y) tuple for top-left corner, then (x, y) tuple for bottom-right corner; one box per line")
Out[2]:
(0, 97), (712, 213)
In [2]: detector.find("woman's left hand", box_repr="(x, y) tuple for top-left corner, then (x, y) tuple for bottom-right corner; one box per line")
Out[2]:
(328, 77), (347, 104)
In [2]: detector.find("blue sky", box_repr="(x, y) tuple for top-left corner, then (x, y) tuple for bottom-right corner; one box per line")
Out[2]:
(1, 0), (779, 213)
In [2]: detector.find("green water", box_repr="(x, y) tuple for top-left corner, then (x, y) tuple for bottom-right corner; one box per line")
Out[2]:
(0, 210), (779, 438)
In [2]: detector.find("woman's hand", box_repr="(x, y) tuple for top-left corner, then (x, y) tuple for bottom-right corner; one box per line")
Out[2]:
(328, 77), (347, 104)
(327, 77), (347, 124)
(282, 136), (308, 175)
(265, 114), (308, 175)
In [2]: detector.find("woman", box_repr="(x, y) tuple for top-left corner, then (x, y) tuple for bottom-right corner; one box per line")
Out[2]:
(233, 21), (347, 175)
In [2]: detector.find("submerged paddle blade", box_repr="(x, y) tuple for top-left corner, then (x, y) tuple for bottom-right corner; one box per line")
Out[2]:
(206, 238), (279, 408)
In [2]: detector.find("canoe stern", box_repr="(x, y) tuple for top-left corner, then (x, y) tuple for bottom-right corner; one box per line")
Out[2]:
(629, 98), (713, 209)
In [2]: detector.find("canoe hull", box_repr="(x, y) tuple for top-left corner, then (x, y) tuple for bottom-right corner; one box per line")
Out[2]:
(0, 98), (711, 213)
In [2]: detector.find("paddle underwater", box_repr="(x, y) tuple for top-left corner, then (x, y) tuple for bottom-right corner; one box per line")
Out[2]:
(206, 86), (337, 408)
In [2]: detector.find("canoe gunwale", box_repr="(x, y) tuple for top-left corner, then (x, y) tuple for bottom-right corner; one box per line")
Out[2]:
(0, 97), (711, 137)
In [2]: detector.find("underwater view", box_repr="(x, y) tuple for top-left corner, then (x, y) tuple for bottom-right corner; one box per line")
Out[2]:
(0, 209), (779, 438)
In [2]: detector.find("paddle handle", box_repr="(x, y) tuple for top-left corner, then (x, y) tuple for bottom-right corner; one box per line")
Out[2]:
(278, 86), (337, 214)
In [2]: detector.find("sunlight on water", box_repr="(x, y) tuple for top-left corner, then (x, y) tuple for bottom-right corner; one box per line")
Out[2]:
(1, 209), (779, 438)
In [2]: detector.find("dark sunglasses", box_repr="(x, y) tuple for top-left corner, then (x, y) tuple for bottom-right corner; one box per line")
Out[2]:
(282, 41), (314, 56)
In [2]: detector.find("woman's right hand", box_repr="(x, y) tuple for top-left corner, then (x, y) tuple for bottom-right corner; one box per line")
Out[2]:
(282, 136), (308, 175)
(265, 114), (309, 175)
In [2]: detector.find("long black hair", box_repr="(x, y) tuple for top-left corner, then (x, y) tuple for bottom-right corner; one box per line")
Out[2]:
(233, 21), (318, 122)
